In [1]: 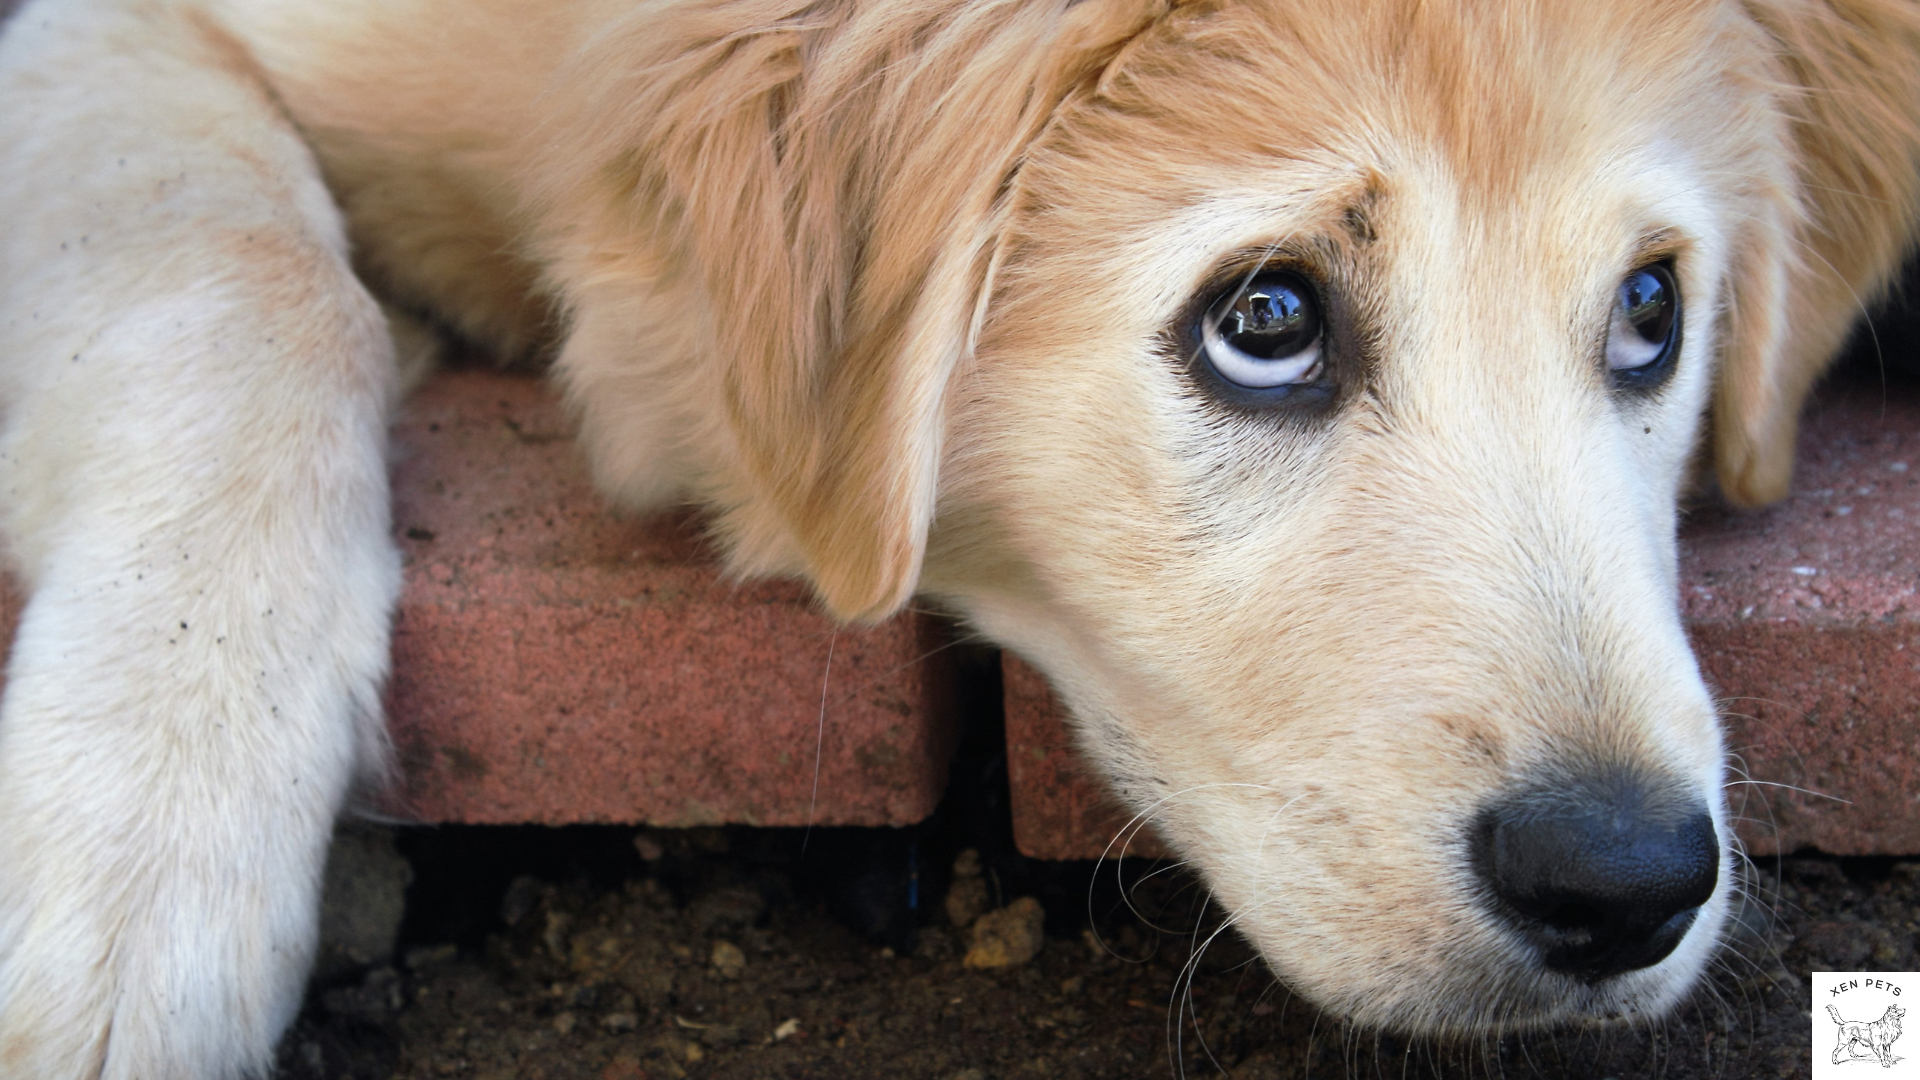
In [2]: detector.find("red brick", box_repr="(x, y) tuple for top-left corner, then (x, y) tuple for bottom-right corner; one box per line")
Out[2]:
(0, 370), (956, 827)
(383, 371), (955, 825)
(1682, 380), (1920, 855)
(1007, 378), (1920, 859)
(1003, 656), (1169, 861)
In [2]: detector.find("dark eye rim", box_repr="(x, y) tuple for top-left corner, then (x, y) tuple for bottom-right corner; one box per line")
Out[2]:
(1609, 260), (1682, 394)
(1179, 266), (1344, 414)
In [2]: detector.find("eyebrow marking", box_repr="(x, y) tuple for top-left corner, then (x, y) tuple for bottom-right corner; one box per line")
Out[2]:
(1631, 228), (1686, 266)
(1342, 202), (1377, 245)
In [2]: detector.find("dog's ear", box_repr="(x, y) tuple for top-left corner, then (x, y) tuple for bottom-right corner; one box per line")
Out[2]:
(539, 0), (1175, 620)
(1716, 0), (1920, 504)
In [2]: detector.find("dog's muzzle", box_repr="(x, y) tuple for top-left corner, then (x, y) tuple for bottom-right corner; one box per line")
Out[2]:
(1470, 769), (1718, 982)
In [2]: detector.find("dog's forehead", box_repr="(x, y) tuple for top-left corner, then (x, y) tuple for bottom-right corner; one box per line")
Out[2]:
(1008, 0), (1765, 333)
(1027, 0), (1752, 236)
(1137, 0), (1735, 142)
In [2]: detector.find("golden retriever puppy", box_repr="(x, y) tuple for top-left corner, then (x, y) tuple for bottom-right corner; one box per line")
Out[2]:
(0, 0), (1917, 1076)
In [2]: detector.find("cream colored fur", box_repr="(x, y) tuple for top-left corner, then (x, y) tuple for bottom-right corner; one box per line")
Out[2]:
(0, 0), (1917, 1076)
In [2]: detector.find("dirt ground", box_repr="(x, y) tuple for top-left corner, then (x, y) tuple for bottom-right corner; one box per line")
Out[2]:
(276, 817), (1917, 1080)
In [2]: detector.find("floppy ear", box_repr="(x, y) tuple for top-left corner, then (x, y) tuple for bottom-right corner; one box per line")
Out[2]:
(1717, 0), (1920, 505)
(536, 0), (1177, 621)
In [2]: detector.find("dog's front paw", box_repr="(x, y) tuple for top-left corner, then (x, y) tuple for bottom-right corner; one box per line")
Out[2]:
(0, 739), (337, 1080)
(0, 824), (323, 1080)
(0, 672), (345, 1076)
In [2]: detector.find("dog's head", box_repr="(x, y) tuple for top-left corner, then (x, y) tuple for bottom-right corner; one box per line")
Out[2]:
(554, 0), (1920, 1037)
(934, 0), (1763, 1032)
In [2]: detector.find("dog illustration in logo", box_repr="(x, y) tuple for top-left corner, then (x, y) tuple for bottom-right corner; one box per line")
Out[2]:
(1829, 1003), (1906, 1068)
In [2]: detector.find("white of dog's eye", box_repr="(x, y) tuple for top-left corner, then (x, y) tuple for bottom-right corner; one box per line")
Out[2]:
(1606, 264), (1678, 372)
(1202, 273), (1324, 388)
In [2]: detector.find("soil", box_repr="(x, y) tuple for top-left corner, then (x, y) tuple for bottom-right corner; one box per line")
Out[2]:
(276, 820), (1918, 1080)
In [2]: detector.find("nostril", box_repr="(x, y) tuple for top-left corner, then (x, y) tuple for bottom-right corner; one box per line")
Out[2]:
(1538, 901), (1604, 934)
(1472, 784), (1718, 983)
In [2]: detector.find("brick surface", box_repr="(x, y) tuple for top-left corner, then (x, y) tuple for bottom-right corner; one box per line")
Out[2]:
(0, 371), (956, 827)
(1003, 656), (1171, 861)
(1007, 377), (1920, 860)
(382, 371), (956, 825)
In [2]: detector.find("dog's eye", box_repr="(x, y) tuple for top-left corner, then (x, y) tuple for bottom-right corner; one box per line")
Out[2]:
(1606, 264), (1679, 386)
(1201, 273), (1325, 389)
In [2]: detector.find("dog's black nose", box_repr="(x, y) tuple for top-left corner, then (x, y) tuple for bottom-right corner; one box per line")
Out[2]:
(1472, 778), (1718, 982)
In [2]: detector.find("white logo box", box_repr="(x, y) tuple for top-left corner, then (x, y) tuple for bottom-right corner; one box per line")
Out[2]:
(1813, 971), (1916, 1078)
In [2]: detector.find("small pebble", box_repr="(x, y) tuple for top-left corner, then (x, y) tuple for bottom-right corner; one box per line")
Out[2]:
(600, 1056), (647, 1080)
(945, 848), (990, 928)
(603, 1011), (639, 1033)
(952, 848), (982, 878)
(552, 1012), (577, 1036)
(499, 875), (544, 927)
(543, 910), (571, 961)
(710, 939), (746, 979)
(404, 943), (458, 971)
(691, 886), (765, 931)
(964, 896), (1046, 969)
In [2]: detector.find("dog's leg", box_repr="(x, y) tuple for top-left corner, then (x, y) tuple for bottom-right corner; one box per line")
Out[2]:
(0, 3), (399, 1077)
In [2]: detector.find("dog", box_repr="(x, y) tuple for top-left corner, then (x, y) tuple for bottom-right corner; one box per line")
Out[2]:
(1830, 1003), (1907, 1068)
(1, 0), (1918, 1076)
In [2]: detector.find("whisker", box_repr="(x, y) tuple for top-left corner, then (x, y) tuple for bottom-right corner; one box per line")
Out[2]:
(819, 630), (974, 708)
(799, 630), (836, 856)
(1723, 777), (1851, 802)
(1187, 239), (1292, 368)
